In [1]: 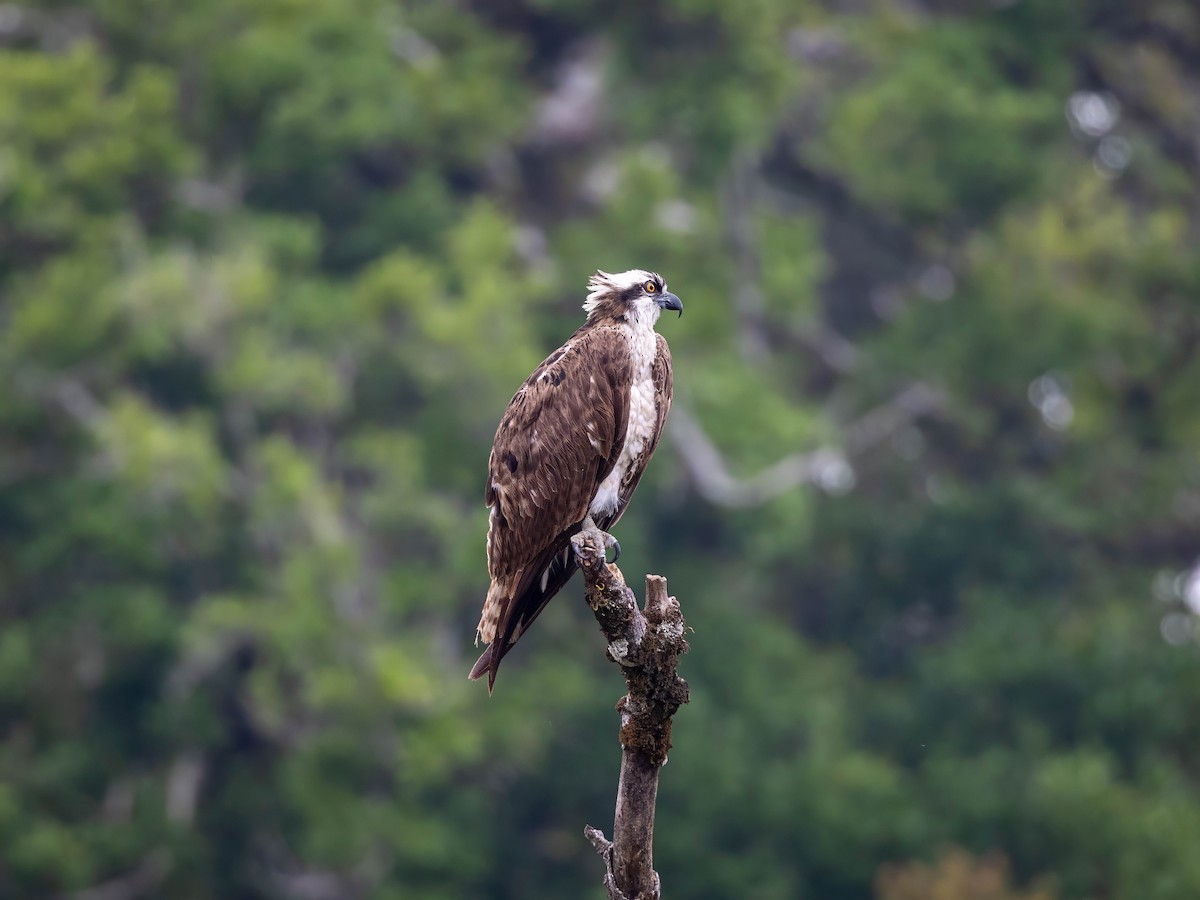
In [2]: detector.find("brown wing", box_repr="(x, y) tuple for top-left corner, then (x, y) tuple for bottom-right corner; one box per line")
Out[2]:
(606, 332), (673, 529)
(471, 325), (632, 687)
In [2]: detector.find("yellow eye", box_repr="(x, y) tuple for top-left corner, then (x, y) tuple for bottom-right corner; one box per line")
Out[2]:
(645, 281), (658, 293)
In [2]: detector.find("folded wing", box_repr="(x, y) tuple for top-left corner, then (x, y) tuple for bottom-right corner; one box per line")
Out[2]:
(472, 325), (633, 688)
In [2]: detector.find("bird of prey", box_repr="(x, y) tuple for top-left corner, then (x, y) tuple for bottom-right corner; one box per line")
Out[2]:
(469, 269), (683, 691)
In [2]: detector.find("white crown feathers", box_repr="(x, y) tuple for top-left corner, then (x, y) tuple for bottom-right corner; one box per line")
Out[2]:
(583, 269), (655, 314)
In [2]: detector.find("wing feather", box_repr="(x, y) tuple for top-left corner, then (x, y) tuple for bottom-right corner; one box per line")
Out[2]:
(475, 326), (633, 685)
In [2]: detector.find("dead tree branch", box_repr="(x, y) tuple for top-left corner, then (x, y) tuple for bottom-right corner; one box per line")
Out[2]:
(669, 382), (945, 507)
(571, 523), (690, 900)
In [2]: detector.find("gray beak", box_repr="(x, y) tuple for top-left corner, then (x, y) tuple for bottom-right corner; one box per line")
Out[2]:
(656, 292), (683, 317)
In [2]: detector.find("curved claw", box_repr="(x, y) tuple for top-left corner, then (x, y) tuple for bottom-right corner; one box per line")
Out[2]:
(603, 533), (621, 564)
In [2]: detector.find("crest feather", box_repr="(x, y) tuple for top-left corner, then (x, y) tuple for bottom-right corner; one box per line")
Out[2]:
(584, 268), (657, 315)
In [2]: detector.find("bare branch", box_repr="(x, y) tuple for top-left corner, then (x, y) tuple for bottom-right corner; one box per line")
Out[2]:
(585, 826), (631, 900)
(572, 524), (689, 900)
(841, 383), (945, 454)
(670, 383), (944, 507)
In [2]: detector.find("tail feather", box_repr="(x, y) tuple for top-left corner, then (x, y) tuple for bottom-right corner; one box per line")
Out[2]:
(468, 644), (499, 693)
(469, 532), (584, 693)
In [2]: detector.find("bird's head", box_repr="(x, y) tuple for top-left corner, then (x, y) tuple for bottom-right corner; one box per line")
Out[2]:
(583, 269), (683, 328)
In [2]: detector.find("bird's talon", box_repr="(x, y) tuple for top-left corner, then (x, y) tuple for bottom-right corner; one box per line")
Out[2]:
(604, 534), (621, 564)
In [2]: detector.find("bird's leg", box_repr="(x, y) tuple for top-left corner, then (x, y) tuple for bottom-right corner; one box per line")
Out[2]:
(582, 515), (621, 564)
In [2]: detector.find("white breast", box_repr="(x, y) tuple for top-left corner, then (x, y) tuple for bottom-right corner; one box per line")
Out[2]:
(590, 323), (659, 517)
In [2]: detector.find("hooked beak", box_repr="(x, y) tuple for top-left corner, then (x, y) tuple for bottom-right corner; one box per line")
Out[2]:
(655, 291), (683, 317)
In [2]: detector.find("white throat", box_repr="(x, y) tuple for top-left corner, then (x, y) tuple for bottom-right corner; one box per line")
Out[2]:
(626, 296), (662, 330)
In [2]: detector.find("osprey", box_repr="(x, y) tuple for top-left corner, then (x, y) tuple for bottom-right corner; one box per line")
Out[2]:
(470, 269), (683, 690)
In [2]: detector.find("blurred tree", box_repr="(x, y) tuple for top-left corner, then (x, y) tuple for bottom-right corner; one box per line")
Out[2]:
(876, 847), (1056, 900)
(1, 0), (1198, 898)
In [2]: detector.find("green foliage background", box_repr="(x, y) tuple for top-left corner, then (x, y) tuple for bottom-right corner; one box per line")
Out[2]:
(2, 1), (1199, 898)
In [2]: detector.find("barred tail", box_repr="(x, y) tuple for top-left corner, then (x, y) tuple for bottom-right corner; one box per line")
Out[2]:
(467, 535), (582, 694)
